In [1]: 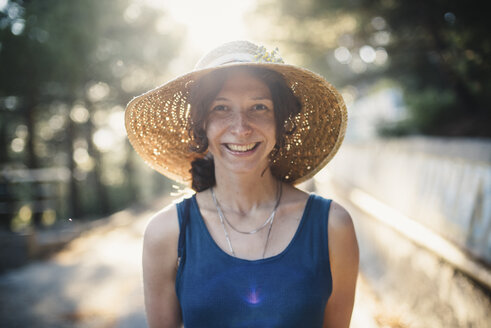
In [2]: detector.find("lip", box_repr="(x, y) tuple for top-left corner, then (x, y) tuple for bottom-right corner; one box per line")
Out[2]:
(223, 142), (260, 155)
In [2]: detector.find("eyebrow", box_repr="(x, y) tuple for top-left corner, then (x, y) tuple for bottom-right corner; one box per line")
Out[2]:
(214, 96), (272, 101)
(251, 96), (273, 101)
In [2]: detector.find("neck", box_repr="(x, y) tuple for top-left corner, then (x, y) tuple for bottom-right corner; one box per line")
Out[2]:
(212, 167), (279, 215)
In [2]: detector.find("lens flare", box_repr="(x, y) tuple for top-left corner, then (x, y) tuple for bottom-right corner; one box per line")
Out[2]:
(245, 286), (262, 305)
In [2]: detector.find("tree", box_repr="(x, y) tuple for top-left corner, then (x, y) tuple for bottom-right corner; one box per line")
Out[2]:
(252, 0), (491, 136)
(0, 0), (182, 229)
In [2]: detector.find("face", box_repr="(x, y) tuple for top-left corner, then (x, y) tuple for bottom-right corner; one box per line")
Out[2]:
(205, 69), (276, 176)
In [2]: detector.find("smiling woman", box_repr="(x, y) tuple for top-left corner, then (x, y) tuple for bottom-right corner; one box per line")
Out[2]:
(206, 72), (275, 155)
(125, 41), (358, 328)
(187, 66), (302, 191)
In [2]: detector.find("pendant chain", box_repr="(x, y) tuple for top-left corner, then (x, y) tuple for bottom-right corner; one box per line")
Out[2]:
(211, 182), (282, 258)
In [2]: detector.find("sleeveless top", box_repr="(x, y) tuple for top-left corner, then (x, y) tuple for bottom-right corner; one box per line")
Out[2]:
(175, 194), (333, 328)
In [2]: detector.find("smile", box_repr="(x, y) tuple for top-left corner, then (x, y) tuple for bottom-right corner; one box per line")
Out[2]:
(225, 142), (259, 152)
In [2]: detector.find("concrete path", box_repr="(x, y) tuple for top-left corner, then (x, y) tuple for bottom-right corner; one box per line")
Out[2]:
(0, 194), (385, 328)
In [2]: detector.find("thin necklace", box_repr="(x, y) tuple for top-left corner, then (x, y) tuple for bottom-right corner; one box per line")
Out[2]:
(211, 182), (282, 258)
(211, 182), (282, 234)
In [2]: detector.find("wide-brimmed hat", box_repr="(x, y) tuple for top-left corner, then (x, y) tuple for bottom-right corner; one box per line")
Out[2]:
(125, 40), (347, 185)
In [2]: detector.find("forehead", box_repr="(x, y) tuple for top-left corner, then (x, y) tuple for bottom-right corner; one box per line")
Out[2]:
(216, 69), (272, 98)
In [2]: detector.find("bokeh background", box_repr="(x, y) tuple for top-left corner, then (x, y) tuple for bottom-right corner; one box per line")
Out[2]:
(0, 0), (490, 327)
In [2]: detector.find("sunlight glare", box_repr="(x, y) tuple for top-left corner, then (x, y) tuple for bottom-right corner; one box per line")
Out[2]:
(108, 109), (126, 138)
(0, 0), (8, 12)
(93, 128), (115, 152)
(145, 0), (257, 52)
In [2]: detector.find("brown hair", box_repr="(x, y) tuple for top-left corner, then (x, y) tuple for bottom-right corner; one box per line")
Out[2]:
(188, 67), (301, 191)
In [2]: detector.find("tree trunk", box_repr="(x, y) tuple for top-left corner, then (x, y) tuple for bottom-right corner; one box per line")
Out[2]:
(25, 98), (43, 227)
(86, 101), (110, 215)
(66, 115), (80, 219)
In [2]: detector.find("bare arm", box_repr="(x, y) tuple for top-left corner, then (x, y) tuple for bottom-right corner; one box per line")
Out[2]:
(142, 204), (182, 328)
(323, 201), (359, 328)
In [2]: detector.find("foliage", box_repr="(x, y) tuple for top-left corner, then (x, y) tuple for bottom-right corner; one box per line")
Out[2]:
(253, 0), (491, 136)
(0, 0), (182, 229)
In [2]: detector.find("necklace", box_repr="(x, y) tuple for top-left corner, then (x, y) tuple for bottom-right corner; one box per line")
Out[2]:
(212, 183), (282, 235)
(211, 182), (282, 258)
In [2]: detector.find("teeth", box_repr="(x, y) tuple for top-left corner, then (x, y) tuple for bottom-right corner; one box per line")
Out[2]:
(227, 143), (257, 152)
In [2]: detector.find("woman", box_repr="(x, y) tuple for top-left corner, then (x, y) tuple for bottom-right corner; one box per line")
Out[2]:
(125, 41), (359, 327)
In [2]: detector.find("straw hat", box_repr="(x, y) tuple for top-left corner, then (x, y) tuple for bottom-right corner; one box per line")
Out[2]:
(125, 40), (347, 185)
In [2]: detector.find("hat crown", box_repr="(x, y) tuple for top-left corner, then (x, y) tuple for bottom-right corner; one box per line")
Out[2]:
(194, 40), (284, 70)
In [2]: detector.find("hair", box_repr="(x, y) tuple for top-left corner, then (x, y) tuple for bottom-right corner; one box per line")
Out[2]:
(188, 66), (301, 192)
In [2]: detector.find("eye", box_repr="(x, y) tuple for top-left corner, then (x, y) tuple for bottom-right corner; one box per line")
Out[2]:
(252, 104), (269, 111)
(212, 105), (228, 112)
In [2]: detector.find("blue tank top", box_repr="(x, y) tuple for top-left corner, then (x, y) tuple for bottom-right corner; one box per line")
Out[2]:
(175, 194), (333, 328)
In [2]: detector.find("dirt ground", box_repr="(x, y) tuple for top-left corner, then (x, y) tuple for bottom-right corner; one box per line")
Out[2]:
(0, 195), (389, 328)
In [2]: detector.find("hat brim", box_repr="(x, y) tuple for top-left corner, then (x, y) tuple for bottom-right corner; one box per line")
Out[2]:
(125, 62), (347, 185)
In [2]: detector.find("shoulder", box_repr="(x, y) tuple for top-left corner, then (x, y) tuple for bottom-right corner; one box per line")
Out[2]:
(142, 201), (184, 326)
(328, 201), (354, 232)
(309, 195), (356, 245)
(322, 200), (359, 328)
(143, 201), (181, 256)
(326, 200), (359, 270)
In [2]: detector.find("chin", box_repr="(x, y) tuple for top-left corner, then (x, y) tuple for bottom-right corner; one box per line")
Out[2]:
(217, 160), (270, 177)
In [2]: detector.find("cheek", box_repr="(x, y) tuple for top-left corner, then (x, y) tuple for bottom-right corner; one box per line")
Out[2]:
(205, 115), (234, 136)
(259, 115), (276, 140)
(204, 120), (224, 149)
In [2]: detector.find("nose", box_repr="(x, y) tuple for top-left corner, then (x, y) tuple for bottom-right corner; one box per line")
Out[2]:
(230, 111), (252, 136)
